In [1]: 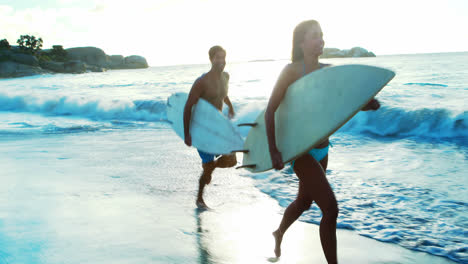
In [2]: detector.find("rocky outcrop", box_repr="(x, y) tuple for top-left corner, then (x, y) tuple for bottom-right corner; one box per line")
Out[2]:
(65, 47), (148, 69)
(0, 61), (49, 78)
(321, 47), (376, 58)
(123, 55), (148, 69)
(0, 45), (148, 78)
(66, 47), (109, 68)
(85, 64), (107, 72)
(108, 55), (125, 69)
(40, 60), (87, 74)
(39, 61), (64, 73)
(11, 53), (39, 66)
(1, 50), (39, 66)
(64, 61), (87, 73)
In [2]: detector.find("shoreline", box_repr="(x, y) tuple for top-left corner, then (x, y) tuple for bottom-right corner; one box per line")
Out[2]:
(0, 128), (458, 263)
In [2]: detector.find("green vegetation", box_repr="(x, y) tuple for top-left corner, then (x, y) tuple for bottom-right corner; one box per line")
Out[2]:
(0, 39), (11, 62)
(38, 45), (68, 63)
(0, 39), (10, 50)
(12, 35), (68, 63)
(38, 53), (52, 62)
(17, 35), (43, 54)
(49, 45), (68, 62)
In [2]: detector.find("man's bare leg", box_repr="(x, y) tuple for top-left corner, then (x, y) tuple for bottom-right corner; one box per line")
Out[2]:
(215, 154), (237, 168)
(195, 154), (236, 209)
(196, 161), (216, 209)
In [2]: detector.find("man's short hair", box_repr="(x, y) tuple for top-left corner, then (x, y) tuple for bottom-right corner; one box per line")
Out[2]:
(209, 45), (226, 60)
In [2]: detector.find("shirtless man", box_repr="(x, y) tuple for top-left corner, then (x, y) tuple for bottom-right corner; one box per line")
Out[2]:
(183, 46), (237, 209)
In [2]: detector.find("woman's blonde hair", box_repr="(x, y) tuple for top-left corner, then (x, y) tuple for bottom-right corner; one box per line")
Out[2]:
(291, 20), (320, 62)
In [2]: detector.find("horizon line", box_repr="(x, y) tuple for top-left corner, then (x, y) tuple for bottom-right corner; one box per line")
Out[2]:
(148, 50), (468, 67)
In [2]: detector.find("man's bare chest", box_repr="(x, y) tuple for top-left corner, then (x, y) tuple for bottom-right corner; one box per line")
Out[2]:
(201, 78), (227, 103)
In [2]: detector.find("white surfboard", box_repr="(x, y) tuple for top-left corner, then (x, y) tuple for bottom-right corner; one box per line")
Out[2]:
(167, 92), (244, 155)
(241, 64), (395, 172)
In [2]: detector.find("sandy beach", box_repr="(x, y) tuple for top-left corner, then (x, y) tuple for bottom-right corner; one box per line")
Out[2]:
(0, 127), (457, 263)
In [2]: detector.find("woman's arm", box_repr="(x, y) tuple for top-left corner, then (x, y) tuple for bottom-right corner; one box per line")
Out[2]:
(265, 65), (298, 170)
(362, 98), (380, 111)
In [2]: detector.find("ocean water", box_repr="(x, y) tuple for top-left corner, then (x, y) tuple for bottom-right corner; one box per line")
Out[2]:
(0, 52), (467, 263)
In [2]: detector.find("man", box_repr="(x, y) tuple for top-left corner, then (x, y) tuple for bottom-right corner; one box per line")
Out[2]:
(183, 45), (237, 209)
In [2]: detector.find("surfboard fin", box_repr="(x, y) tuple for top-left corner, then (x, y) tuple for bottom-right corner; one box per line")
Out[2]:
(231, 149), (249, 154)
(236, 164), (256, 169)
(237, 123), (257, 127)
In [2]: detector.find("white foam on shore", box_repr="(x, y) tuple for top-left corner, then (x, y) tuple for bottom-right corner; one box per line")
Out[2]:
(0, 128), (456, 263)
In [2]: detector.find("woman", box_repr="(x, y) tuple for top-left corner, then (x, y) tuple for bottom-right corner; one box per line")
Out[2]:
(265, 20), (380, 263)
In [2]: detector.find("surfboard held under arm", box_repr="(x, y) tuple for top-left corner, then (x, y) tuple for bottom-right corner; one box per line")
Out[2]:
(167, 92), (244, 155)
(241, 64), (395, 173)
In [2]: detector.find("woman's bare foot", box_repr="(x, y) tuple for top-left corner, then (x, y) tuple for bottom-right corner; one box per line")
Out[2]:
(272, 229), (283, 257)
(196, 199), (209, 210)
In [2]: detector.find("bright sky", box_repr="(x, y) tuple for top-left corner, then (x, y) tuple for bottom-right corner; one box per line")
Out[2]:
(1, 0), (467, 66)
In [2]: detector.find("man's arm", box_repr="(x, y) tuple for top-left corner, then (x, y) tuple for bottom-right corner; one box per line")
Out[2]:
(224, 96), (235, 119)
(183, 79), (204, 146)
(222, 72), (234, 119)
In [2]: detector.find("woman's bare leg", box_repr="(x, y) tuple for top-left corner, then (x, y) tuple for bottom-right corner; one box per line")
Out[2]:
(273, 154), (337, 260)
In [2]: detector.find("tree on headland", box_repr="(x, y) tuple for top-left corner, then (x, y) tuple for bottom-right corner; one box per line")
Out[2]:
(17, 35), (43, 54)
(0, 39), (11, 50)
(49, 45), (68, 62)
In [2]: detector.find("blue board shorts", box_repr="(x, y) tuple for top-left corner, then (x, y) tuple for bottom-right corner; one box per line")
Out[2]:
(197, 149), (220, 164)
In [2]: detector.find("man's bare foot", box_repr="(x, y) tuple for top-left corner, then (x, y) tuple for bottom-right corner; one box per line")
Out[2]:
(273, 229), (283, 258)
(196, 199), (209, 210)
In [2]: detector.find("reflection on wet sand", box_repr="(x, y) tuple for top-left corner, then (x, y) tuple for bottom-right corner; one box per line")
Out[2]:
(196, 209), (214, 264)
(192, 196), (307, 263)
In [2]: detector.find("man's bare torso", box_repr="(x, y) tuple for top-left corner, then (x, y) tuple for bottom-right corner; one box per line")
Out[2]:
(199, 72), (229, 111)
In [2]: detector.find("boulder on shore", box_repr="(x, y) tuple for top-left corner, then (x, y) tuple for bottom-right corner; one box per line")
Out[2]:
(40, 61), (64, 72)
(66, 47), (109, 68)
(85, 64), (107, 72)
(41, 60), (105, 74)
(64, 60), (86, 73)
(123, 55), (148, 69)
(108, 55), (125, 69)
